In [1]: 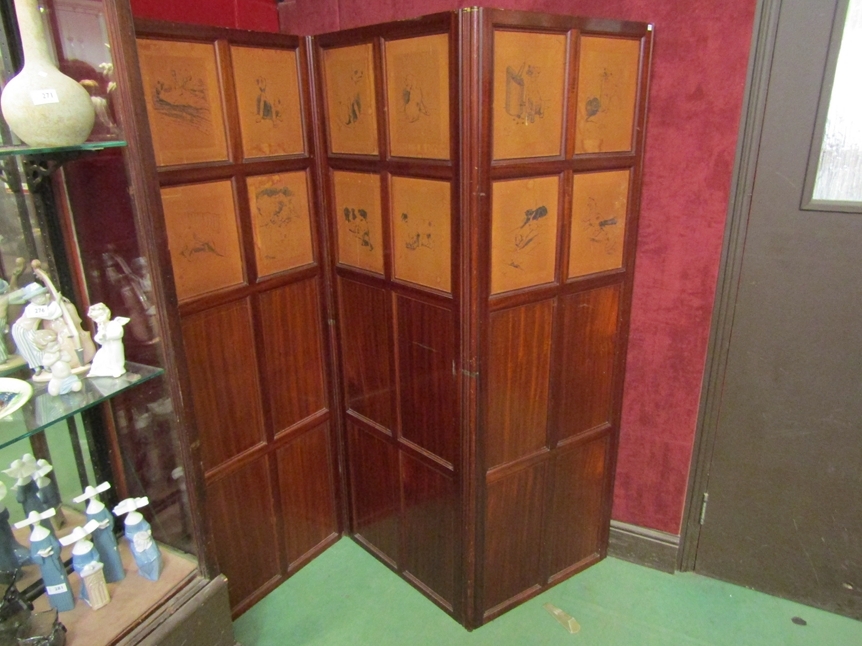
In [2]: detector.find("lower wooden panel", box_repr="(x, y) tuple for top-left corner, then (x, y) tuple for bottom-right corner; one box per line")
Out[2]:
(482, 460), (546, 613)
(347, 422), (400, 563)
(183, 299), (266, 471)
(545, 433), (610, 578)
(402, 454), (457, 608)
(206, 456), (280, 609)
(556, 285), (621, 440)
(277, 422), (339, 565)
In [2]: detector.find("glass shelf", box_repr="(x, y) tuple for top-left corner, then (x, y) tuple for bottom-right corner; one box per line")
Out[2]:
(0, 362), (164, 450)
(0, 140), (127, 158)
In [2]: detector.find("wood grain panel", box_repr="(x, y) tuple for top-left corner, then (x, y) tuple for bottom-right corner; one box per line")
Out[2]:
(183, 299), (265, 471)
(206, 456), (279, 609)
(276, 423), (339, 565)
(483, 461), (546, 612)
(259, 279), (327, 435)
(339, 278), (394, 429)
(545, 434), (610, 577)
(402, 455), (456, 606)
(557, 285), (621, 440)
(347, 423), (400, 563)
(396, 295), (457, 464)
(486, 300), (554, 468)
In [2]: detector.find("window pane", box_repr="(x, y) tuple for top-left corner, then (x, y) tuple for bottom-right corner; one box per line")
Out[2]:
(813, 0), (862, 202)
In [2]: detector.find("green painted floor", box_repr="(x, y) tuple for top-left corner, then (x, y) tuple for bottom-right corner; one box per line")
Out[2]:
(234, 538), (862, 645)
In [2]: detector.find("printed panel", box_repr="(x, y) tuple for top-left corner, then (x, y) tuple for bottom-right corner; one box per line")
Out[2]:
(385, 34), (450, 159)
(402, 455), (457, 606)
(259, 279), (327, 434)
(182, 299), (265, 471)
(569, 170), (630, 278)
(557, 285), (621, 440)
(323, 43), (379, 155)
(137, 39), (228, 166)
(333, 171), (384, 274)
(339, 278), (394, 429)
(396, 295), (457, 465)
(247, 171), (314, 277)
(545, 434), (610, 577)
(348, 423), (400, 564)
(231, 45), (305, 158)
(207, 456), (279, 608)
(161, 180), (244, 301)
(483, 461), (546, 613)
(277, 423), (339, 564)
(391, 176), (451, 292)
(492, 30), (566, 160)
(486, 300), (554, 468)
(491, 175), (560, 295)
(575, 36), (640, 154)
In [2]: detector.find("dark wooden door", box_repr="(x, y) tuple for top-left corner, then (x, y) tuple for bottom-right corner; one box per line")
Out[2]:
(693, 0), (862, 619)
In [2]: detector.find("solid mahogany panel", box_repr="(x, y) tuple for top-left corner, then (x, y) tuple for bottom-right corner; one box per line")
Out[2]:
(347, 422), (400, 563)
(556, 285), (621, 440)
(207, 456), (279, 608)
(545, 434), (610, 577)
(482, 461), (546, 612)
(339, 278), (394, 429)
(259, 279), (328, 434)
(402, 455), (457, 606)
(396, 295), (458, 465)
(486, 300), (554, 468)
(276, 423), (339, 565)
(183, 299), (266, 471)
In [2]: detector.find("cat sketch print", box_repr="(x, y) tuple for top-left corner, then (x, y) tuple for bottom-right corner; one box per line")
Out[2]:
(401, 74), (429, 123)
(344, 207), (374, 251)
(509, 204), (548, 270)
(257, 186), (297, 228)
(401, 212), (434, 251)
(584, 68), (620, 123)
(340, 68), (365, 127)
(254, 77), (283, 126)
(582, 197), (619, 255)
(152, 69), (212, 132)
(180, 232), (224, 261)
(505, 63), (544, 125)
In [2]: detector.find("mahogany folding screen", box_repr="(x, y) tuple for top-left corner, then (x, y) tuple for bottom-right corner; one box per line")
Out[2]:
(131, 6), (651, 628)
(311, 9), (653, 627)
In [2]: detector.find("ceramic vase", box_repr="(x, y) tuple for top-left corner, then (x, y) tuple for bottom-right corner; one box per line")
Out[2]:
(0, 0), (95, 147)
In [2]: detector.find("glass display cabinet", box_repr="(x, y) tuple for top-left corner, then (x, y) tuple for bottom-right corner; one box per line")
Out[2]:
(0, 0), (235, 644)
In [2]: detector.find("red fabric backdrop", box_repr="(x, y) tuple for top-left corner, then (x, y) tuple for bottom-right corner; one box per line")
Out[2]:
(130, 0), (758, 535)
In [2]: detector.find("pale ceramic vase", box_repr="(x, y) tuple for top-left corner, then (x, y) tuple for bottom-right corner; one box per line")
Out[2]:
(0, 0), (95, 147)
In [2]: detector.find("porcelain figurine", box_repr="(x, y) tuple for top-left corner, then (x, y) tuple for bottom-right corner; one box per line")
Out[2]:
(35, 459), (65, 530)
(74, 482), (124, 583)
(4, 454), (47, 524)
(114, 497), (162, 581)
(87, 303), (129, 378)
(0, 483), (30, 570)
(14, 509), (74, 612)
(10, 261), (95, 380)
(59, 520), (109, 609)
(34, 330), (83, 396)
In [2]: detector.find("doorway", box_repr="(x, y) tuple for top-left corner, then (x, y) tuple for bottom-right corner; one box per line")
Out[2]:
(682, 0), (862, 620)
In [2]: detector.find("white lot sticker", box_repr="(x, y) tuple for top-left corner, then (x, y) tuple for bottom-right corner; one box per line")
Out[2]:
(46, 583), (68, 595)
(31, 89), (59, 105)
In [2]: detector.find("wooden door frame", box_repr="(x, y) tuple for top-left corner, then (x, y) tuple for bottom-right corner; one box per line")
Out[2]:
(677, 0), (782, 571)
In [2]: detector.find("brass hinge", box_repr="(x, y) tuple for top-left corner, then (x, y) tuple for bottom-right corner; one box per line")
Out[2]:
(699, 492), (709, 525)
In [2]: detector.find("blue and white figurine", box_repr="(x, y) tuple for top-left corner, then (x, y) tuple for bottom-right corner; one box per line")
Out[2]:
(113, 497), (162, 581)
(14, 509), (75, 612)
(0, 482), (30, 570)
(5, 454), (49, 528)
(74, 482), (124, 583)
(59, 519), (110, 609)
(35, 459), (65, 530)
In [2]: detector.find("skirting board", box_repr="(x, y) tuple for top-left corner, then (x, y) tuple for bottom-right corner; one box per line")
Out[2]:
(608, 520), (680, 574)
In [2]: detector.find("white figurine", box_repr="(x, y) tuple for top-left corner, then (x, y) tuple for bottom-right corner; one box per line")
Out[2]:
(34, 330), (83, 396)
(113, 497), (162, 581)
(59, 520), (110, 609)
(87, 303), (129, 378)
(74, 482), (124, 583)
(14, 509), (75, 612)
